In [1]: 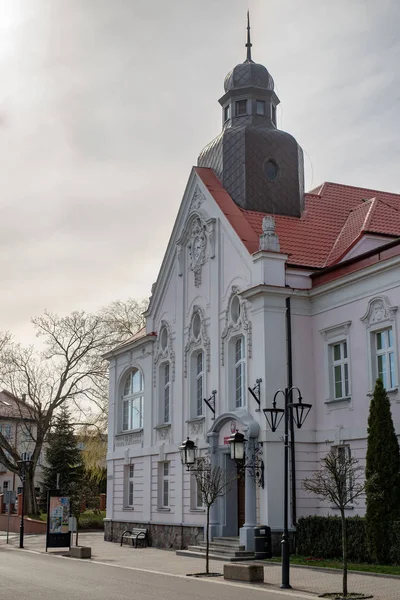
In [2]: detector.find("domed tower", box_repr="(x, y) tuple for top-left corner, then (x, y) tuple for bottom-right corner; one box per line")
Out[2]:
(198, 14), (305, 217)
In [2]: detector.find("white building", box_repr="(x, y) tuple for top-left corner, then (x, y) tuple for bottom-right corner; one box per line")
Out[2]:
(105, 26), (400, 551)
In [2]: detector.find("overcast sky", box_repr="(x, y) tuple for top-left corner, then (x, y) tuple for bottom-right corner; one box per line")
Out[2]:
(0, 0), (399, 344)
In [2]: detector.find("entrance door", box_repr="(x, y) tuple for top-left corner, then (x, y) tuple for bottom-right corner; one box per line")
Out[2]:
(237, 472), (245, 529)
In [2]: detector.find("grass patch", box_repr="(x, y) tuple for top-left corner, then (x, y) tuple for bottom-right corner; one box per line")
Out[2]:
(267, 556), (400, 576)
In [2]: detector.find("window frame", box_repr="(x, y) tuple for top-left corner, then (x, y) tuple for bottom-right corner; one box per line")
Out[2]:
(158, 461), (170, 509)
(121, 368), (144, 432)
(194, 350), (204, 418)
(190, 458), (205, 511)
(336, 445), (353, 505)
(224, 104), (230, 122)
(373, 327), (396, 390)
(162, 362), (171, 424)
(331, 340), (350, 401)
(235, 99), (247, 117)
(124, 463), (135, 508)
(256, 100), (266, 115)
(234, 336), (246, 409)
(320, 322), (352, 405)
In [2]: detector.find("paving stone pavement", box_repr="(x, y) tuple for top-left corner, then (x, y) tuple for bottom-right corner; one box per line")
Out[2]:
(1, 531), (399, 599)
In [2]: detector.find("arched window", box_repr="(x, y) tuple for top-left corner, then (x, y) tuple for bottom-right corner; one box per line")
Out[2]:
(234, 337), (246, 408)
(122, 368), (144, 431)
(195, 350), (204, 417)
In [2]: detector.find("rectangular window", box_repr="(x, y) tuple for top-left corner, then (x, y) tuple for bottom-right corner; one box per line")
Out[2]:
(196, 352), (204, 417)
(256, 100), (265, 115)
(159, 462), (169, 508)
(224, 105), (230, 121)
(235, 99), (247, 116)
(164, 364), (170, 423)
(123, 396), (144, 431)
(2, 481), (9, 491)
(331, 341), (349, 399)
(128, 464), (134, 507)
(375, 328), (395, 389)
(271, 104), (277, 125)
(4, 424), (12, 440)
(235, 338), (245, 408)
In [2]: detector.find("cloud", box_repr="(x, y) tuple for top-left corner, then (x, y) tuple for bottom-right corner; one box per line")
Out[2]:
(0, 0), (399, 343)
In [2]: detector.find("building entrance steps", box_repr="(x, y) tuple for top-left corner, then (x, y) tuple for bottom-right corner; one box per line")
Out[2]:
(176, 535), (255, 561)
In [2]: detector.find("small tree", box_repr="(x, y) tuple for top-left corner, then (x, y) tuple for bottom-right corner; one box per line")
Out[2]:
(365, 378), (400, 564)
(302, 450), (366, 598)
(41, 406), (84, 506)
(192, 456), (237, 575)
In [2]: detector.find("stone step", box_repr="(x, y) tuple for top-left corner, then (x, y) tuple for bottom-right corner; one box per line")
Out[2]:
(205, 539), (244, 549)
(187, 545), (253, 558)
(212, 536), (240, 543)
(176, 549), (255, 562)
(198, 541), (245, 551)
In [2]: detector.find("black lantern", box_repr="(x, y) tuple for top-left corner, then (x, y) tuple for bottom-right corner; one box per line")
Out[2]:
(262, 400), (285, 433)
(228, 430), (246, 461)
(288, 395), (312, 429)
(178, 437), (197, 467)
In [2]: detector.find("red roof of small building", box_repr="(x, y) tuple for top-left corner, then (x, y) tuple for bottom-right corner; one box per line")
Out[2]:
(194, 168), (400, 269)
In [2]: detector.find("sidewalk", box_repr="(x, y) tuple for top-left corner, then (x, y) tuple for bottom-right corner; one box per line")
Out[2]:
(1, 531), (399, 600)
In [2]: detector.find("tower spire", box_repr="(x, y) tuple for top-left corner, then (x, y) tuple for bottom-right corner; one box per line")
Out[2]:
(246, 10), (253, 62)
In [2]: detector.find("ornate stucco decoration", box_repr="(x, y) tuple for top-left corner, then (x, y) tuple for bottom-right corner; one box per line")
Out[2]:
(183, 306), (211, 377)
(189, 185), (206, 213)
(188, 217), (207, 287)
(221, 286), (252, 366)
(156, 424), (171, 443)
(176, 204), (216, 285)
(259, 215), (280, 252)
(115, 431), (143, 447)
(188, 418), (205, 437)
(153, 320), (175, 386)
(361, 296), (398, 326)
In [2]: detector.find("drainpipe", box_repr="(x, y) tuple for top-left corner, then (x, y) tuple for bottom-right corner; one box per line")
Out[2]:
(286, 297), (297, 527)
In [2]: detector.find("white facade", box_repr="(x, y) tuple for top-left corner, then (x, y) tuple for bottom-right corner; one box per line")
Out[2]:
(105, 168), (400, 549)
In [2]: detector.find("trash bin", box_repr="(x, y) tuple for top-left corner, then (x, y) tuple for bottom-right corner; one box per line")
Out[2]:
(254, 525), (272, 559)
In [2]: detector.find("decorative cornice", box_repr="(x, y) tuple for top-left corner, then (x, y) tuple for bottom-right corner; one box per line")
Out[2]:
(320, 321), (352, 341)
(221, 286), (252, 366)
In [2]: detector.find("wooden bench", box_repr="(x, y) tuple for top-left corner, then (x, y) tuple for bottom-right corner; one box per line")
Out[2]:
(120, 528), (148, 548)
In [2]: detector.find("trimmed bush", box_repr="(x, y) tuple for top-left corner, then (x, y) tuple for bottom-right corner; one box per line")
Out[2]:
(296, 516), (368, 562)
(296, 516), (400, 564)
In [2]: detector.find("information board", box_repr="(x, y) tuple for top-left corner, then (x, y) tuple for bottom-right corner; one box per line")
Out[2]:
(45, 491), (71, 550)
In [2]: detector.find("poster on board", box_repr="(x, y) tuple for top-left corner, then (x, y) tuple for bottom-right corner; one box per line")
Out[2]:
(46, 491), (71, 550)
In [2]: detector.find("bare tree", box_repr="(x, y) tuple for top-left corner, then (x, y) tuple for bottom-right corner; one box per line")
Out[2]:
(192, 456), (237, 574)
(0, 298), (147, 514)
(302, 449), (366, 598)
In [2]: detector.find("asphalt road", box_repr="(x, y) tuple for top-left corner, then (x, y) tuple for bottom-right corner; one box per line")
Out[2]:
(0, 547), (313, 600)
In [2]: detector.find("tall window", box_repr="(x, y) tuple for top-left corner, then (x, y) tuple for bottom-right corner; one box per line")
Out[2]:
(196, 351), (204, 417)
(4, 424), (11, 440)
(122, 368), (144, 431)
(125, 464), (134, 508)
(224, 105), (230, 121)
(331, 341), (349, 399)
(256, 100), (265, 115)
(191, 458), (205, 510)
(159, 462), (170, 508)
(235, 337), (246, 408)
(162, 363), (170, 423)
(375, 328), (396, 389)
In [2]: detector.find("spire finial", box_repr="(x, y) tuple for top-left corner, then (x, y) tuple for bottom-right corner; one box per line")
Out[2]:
(246, 10), (252, 62)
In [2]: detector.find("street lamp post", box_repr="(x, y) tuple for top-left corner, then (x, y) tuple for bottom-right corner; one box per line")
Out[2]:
(263, 387), (312, 589)
(17, 457), (33, 549)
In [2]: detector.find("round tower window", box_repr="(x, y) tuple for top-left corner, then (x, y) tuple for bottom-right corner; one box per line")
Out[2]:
(263, 159), (279, 181)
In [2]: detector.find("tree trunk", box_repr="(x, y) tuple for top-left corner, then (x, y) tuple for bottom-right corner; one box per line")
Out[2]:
(206, 505), (210, 575)
(24, 468), (38, 516)
(340, 508), (348, 597)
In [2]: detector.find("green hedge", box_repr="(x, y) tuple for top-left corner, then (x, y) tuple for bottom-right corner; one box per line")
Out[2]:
(296, 516), (400, 564)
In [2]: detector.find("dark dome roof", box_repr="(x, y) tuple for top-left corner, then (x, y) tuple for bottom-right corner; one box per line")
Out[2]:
(224, 60), (274, 92)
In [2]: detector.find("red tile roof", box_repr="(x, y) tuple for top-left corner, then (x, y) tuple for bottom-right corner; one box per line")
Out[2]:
(194, 168), (400, 268)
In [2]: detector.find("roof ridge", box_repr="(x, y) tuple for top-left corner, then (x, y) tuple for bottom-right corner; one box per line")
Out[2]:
(323, 181), (400, 198)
